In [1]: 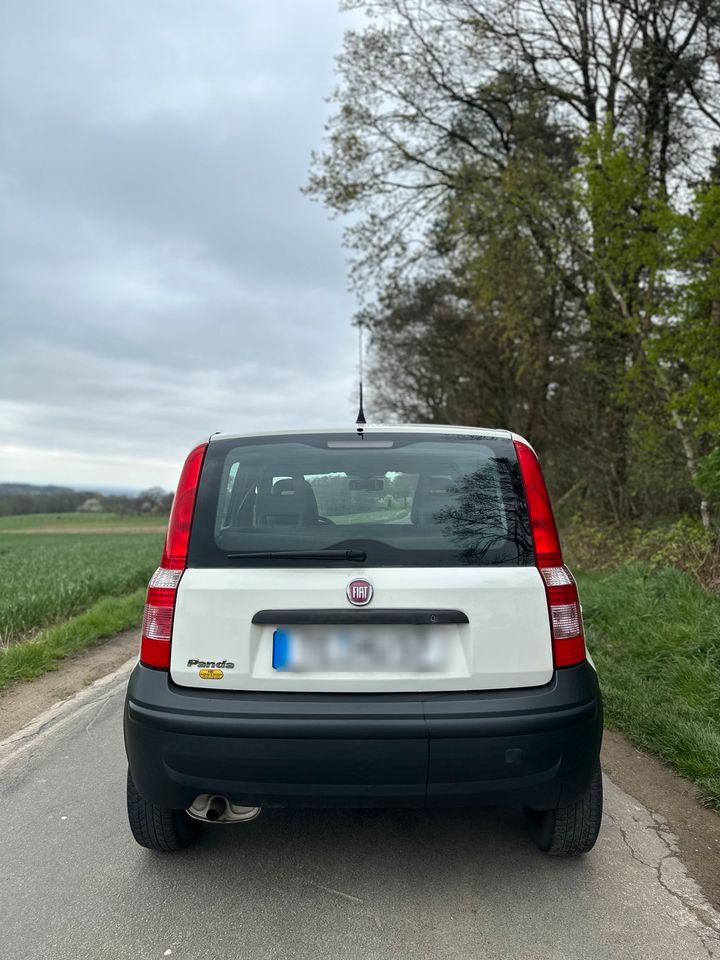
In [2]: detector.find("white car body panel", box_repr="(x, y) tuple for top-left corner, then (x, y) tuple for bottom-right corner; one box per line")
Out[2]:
(170, 565), (554, 693)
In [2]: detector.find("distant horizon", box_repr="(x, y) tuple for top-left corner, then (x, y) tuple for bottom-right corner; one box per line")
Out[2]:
(0, 480), (165, 496)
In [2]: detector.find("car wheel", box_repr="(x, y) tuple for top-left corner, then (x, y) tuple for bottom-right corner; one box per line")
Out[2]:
(525, 762), (603, 856)
(126, 767), (199, 852)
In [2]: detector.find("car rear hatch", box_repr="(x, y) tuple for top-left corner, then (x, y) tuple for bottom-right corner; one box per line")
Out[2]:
(167, 430), (556, 693)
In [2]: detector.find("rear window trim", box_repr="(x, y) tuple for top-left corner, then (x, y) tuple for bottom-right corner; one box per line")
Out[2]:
(188, 431), (533, 569)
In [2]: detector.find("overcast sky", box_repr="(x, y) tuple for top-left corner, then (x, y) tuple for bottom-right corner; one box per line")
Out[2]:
(0, 0), (359, 490)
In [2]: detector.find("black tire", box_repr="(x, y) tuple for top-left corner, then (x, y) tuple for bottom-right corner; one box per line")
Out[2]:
(525, 763), (603, 856)
(126, 768), (199, 852)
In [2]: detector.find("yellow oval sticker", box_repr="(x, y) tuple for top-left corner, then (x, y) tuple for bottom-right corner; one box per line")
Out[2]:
(199, 668), (224, 680)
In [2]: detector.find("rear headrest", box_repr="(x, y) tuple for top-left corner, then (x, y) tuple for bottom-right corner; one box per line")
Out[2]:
(411, 475), (455, 525)
(256, 477), (319, 525)
(272, 479), (302, 497)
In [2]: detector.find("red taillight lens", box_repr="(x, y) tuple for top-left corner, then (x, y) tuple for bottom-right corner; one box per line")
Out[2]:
(513, 439), (562, 567)
(540, 566), (586, 667)
(140, 567), (182, 668)
(161, 442), (208, 570)
(514, 439), (586, 668)
(140, 441), (208, 669)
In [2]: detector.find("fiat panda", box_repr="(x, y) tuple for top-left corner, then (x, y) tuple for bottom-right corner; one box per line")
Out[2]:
(124, 426), (603, 854)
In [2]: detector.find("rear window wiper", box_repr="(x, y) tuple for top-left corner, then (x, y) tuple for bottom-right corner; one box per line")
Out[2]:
(225, 549), (367, 561)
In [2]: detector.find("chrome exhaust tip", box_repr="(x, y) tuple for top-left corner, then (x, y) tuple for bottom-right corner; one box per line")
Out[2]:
(187, 794), (261, 824)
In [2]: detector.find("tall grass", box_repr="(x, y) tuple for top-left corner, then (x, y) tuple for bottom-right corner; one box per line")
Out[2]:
(579, 565), (720, 808)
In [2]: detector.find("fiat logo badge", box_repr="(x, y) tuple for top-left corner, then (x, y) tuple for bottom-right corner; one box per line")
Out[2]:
(347, 578), (373, 606)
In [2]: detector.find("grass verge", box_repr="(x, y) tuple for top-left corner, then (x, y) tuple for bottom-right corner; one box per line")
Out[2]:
(0, 588), (144, 692)
(578, 565), (720, 809)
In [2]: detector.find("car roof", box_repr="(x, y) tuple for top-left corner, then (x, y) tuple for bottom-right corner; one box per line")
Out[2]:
(208, 424), (516, 443)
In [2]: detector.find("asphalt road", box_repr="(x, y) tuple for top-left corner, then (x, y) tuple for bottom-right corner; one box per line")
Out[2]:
(1, 664), (719, 960)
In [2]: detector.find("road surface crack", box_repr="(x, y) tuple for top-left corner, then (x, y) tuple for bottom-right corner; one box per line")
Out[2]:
(611, 807), (720, 955)
(608, 813), (655, 869)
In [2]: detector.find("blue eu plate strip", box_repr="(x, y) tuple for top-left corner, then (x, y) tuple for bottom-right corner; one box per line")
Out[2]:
(272, 629), (290, 670)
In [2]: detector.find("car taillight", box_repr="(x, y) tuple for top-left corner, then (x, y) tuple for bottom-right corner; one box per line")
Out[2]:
(161, 442), (208, 570)
(539, 565), (586, 667)
(514, 439), (586, 668)
(140, 441), (208, 669)
(140, 567), (183, 668)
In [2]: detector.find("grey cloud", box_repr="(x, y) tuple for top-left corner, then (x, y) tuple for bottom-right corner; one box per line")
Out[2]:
(0, 1), (362, 487)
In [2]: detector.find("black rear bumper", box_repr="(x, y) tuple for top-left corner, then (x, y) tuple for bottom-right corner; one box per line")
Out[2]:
(124, 662), (602, 811)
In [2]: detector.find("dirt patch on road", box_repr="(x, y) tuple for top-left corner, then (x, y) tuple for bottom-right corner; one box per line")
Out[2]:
(0, 629), (139, 741)
(602, 728), (720, 909)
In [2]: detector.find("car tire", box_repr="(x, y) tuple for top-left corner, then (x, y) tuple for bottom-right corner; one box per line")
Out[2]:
(126, 768), (199, 852)
(525, 763), (603, 856)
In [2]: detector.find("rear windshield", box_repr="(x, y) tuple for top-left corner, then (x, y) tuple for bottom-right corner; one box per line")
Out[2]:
(189, 433), (533, 567)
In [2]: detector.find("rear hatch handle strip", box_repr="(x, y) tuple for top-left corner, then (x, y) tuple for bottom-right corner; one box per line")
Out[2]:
(251, 609), (469, 625)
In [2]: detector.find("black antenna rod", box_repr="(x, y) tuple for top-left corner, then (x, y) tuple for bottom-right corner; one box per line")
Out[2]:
(355, 322), (367, 431)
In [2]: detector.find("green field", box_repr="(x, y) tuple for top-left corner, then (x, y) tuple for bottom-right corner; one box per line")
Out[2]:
(0, 530), (163, 646)
(0, 514), (165, 690)
(0, 511), (166, 531)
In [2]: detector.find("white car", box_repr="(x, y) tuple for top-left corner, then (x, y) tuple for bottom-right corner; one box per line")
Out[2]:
(124, 426), (603, 854)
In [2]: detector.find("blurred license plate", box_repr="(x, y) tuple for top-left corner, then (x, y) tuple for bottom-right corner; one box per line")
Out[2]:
(272, 626), (446, 673)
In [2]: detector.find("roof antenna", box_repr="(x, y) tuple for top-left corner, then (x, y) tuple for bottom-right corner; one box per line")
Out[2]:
(355, 322), (367, 435)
